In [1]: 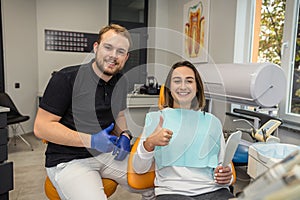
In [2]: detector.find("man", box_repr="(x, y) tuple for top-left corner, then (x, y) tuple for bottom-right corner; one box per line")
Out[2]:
(34, 24), (154, 200)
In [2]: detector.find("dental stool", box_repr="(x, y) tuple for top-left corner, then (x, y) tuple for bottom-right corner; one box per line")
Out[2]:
(44, 176), (118, 199)
(42, 138), (118, 199)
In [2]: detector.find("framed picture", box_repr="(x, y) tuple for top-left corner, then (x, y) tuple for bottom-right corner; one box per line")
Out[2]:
(183, 0), (210, 63)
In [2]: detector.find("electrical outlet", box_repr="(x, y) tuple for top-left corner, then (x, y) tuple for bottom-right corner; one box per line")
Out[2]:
(15, 83), (20, 88)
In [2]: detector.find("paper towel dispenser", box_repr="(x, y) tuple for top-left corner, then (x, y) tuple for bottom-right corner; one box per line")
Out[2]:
(196, 63), (286, 107)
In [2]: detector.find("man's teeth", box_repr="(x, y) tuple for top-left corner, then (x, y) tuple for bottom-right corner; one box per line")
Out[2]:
(106, 60), (117, 64)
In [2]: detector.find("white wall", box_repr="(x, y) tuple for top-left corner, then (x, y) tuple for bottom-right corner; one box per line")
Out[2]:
(208, 0), (237, 63)
(2, 0), (38, 135)
(36, 0), (108, 92)
(1, 0), (108, 134)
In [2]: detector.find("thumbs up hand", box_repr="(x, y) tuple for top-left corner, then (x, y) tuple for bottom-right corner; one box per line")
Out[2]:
(143, 115), (173, 152)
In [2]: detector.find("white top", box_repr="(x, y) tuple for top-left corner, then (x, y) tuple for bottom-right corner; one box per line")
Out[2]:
(133, 134), (232, 196)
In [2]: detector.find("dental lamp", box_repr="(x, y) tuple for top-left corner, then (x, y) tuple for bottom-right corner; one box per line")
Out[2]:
(196, 62), (286, 108)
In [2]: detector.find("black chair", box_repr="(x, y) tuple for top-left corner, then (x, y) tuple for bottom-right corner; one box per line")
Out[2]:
(0, 92), (33, 150)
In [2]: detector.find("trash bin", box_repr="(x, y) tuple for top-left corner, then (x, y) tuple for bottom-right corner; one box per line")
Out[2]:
(247, 143), (300, 179)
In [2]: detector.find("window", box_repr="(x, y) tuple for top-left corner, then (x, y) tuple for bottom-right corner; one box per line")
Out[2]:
(278, 0), (300, 125)
(252, 0), (286, 65)
(251, 0), (300, 126)
(234, 0), (300, 127)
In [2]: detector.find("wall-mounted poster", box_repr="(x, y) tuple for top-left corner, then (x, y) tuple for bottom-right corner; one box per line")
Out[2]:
(44, 29), (98, 53)
(183, 0), (210, 63)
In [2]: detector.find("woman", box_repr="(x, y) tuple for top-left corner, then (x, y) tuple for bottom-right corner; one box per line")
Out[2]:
(133, 61), (234, 200)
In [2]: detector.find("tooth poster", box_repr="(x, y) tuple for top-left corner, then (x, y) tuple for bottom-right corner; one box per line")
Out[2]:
(183, 0), (210, 63)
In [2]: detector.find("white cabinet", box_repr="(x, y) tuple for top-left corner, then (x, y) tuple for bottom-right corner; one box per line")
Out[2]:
(126, 94), (159, 137)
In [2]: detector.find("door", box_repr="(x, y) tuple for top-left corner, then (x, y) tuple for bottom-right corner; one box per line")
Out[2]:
(109, 0), (148, 93)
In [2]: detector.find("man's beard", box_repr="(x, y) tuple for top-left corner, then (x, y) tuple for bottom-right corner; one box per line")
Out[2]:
(96, 59), (121, 76)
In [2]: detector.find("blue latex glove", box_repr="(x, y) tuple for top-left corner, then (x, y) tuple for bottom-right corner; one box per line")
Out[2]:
(112, 134), (131, 161)
(91, 123), (118, 153)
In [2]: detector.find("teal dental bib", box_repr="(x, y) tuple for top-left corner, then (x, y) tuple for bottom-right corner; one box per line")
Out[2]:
(144, 108), (221, 169)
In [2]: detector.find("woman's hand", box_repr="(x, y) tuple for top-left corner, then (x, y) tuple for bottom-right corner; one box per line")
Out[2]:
(214, 165), (232, 185)
(143, 115), (173, 152)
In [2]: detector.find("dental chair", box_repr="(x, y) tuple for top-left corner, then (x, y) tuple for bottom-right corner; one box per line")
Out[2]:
(43, 140), (118, 199)
(125, 84), (166, 190)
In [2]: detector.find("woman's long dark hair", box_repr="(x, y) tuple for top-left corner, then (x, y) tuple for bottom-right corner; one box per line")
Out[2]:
(163, 61), (206, 110)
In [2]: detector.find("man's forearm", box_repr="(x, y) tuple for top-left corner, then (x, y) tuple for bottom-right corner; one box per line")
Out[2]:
(34, 108), (91, 148)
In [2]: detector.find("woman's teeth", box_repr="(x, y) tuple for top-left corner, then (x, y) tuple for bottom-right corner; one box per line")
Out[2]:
(178, 92), (189, 96)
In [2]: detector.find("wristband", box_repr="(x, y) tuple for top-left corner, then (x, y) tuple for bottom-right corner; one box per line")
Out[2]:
(120, 130), (133, 140)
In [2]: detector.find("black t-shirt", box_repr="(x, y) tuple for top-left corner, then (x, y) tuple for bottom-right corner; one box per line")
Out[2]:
(40, 60), (127, 167)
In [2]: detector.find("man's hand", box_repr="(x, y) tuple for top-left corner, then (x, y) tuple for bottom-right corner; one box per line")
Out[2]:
(112, 134), (131, 161)
(91, 123), (118, 153)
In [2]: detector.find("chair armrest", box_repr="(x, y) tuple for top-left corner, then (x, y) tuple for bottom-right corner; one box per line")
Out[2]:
(127, 136), (155, 189)
(230, 161), (236, 185)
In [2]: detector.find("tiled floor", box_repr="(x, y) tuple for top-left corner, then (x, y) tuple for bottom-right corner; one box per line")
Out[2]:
(8, 133), (47, 200)
(7, 133), (141, 200)
(7, 133), (250, 200)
